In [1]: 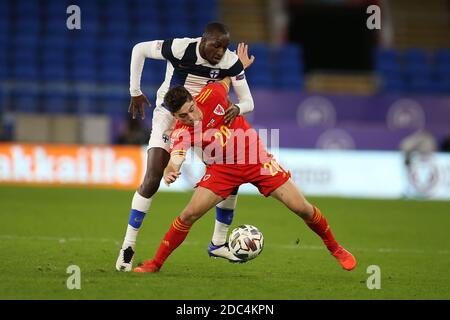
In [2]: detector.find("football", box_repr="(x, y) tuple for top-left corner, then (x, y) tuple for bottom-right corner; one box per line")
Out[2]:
(228, 224), (264, 261)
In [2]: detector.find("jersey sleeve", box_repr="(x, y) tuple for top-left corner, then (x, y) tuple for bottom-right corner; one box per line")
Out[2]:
(129, 40), (165, 96)
(169, 125), (193, 156)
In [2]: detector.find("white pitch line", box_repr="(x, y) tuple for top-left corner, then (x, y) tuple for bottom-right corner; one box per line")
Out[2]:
(0, 234), (449, 256)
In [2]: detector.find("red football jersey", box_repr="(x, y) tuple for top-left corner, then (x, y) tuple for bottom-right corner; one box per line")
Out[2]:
(170, 82), (269, 165)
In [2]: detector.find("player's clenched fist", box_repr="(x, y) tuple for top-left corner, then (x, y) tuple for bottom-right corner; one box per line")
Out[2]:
(128, 94), (151, 120)
(164, 171), (181, 186)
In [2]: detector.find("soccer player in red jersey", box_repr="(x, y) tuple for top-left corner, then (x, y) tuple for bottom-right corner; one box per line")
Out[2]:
(134, 78), (356, 273)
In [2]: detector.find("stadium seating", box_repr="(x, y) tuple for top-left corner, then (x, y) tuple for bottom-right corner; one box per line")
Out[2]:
(374, 47), (450, 94)
(0, 0), (306, 118)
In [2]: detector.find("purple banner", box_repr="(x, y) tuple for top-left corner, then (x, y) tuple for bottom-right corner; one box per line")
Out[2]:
(242, 91), (450, 150)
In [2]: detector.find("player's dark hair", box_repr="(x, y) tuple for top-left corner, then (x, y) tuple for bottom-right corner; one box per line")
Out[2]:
(164, 86), (193, 113)
(202, 22), (229, 39)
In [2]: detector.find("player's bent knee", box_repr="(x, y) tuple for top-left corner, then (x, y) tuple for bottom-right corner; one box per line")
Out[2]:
(180, 208), (200, 225)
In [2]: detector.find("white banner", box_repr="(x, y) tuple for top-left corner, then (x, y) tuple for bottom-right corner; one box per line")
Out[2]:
(160, 148), (450, 200)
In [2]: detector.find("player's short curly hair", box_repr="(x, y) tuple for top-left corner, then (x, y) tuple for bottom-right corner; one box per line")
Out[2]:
(163, 85), (193, 113)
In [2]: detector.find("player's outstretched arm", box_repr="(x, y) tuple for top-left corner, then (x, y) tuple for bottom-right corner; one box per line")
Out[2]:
(163, 154), (185, 186)
(129, 41), (165, 119)
(230, 43), (255, 117)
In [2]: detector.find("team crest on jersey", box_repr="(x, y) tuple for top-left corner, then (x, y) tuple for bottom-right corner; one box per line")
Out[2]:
(213, 104), (225, 116)
(209, 69), (220, 79)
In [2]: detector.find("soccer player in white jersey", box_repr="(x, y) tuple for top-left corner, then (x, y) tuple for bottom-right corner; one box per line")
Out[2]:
(116, 22), (255, 271)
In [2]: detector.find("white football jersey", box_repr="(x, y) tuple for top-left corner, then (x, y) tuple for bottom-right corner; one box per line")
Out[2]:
(155, 37), (245, 108)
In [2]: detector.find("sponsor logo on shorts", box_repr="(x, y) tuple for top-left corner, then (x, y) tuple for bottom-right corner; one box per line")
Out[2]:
(162, 134), (170, 143)
(213, 104), (225, 116)
(203, 174), (211, 181)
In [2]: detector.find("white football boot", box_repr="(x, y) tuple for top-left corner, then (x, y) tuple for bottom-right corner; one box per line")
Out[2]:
(115, 246), (135, 271)
(207, 242), (244, 263)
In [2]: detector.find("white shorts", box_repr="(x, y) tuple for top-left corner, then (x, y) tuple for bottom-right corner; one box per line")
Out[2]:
(148, 106), (176, 152)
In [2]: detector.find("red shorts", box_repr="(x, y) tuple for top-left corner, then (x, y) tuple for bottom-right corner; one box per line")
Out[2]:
(196, 159), (291, 199)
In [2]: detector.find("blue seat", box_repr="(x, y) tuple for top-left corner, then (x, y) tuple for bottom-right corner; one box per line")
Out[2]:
(11, 92), (40, 113)
(404, 48), (428, 65)
(12, 35), (39, 48)
(79, 20), (100, 35)
(191, 1), (218, 20)
(69, 34), (97, 50)
(165, 22), (191, 38)
(73, 93), (101, 114)
(381, 75), (406, 92)
(42, 94), (70, 113)
(192, 0), (217, 8)
(71, 66), (97, 82)
(277, 56), (303, 71)
(277, 75), (303, 89)
(46, 1), (68, 17)
(104, 19), (130, 37)
(0, 55), (8, 79)
(100, 37), (129, 53)
(437, 77), (450, 93)
(374, 48), (399, 61)
(434, 63), (450, 79)
(41, 49), (67, 64)
(403, 62), (430, 77)
(41, 64), (68, 82)
(134, 5), (161, 21)
(104, 2), (128, 18)
(278, 44), (303, 60)
(98, 94), (129, 117)
(0, 14), (9, 33)
(374, 48), (401, 77)
(408, 75), (436, 93)
(12, 62), (38, 80)
(135, 21), (162, 40)
(16, 1), (39, 12)
(249, 44), (270, 62)
(141, 61), (166, 86)
(0, 0), (10, 11)
(434, 48), (450, 64)
(249, 74), (274, 88)
(15, 19), (40, 36)
(43, 18), (70, 36)
(69, 49), (97, 68)
(165, 8), (189, 22)
(42, 35), (68, 50)
(98, 64), (128, 83)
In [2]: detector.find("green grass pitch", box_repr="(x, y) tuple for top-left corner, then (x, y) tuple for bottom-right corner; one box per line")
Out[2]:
(0, 185), (449, 300)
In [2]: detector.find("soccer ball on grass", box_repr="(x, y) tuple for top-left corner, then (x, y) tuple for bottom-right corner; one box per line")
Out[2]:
(228, 224), (264, 261)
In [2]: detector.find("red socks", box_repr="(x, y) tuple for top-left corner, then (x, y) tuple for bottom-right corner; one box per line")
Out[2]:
(153, 217), (192, 268)
(305, 206), (339, 253)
